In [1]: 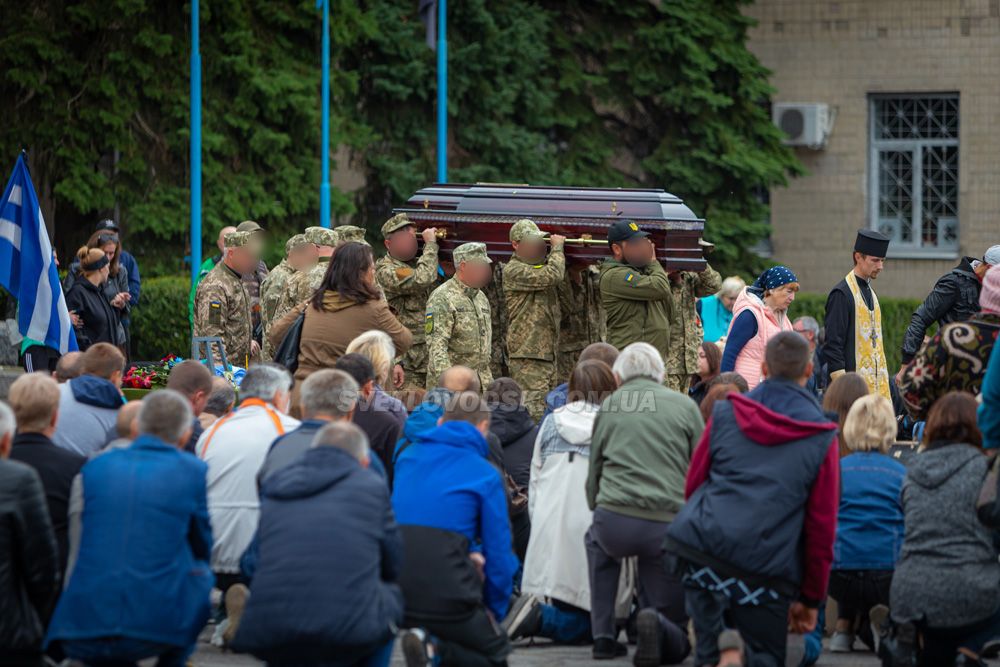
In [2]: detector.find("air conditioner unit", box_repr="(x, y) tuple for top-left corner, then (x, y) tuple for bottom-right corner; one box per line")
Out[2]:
(772, 103), (833, 149)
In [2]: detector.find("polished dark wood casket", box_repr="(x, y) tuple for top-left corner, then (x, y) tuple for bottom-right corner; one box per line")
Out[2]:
(392, 184), (707, 271)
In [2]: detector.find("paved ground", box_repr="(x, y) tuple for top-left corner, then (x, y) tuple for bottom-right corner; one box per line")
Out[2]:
(191, 631), (881, 666)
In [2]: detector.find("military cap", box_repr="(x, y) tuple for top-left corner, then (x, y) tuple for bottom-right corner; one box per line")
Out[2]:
(336, 225), (369, 245)
(223, 231), (252, 248)
(285, 233), (309, 255)
(381, 213), (413, 238)
(304, 226), (339, 247)
(510, 218), (546, 243)
(236, 220), (264, 233)
(453, 242), (492, 265)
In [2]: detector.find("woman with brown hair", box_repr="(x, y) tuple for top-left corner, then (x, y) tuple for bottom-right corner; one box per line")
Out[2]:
(64, 247), (121, 350)
(509, 359), (621, 645)
(886, 392), (1000, 665)
(688, 342), (722, 405)
(269, 242), (411, 413)
(64, 231), (132, 349)
(823, 372), (870, 455)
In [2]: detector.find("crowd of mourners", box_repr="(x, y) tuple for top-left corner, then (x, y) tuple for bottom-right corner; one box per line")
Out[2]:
(6, 220), (1000, 667)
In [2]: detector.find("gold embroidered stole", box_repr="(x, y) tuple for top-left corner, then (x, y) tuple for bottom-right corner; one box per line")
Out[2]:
(844, 271), (891, 400)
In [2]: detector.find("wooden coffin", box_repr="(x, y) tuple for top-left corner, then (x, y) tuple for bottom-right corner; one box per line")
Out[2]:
(392, 184), (707, 271)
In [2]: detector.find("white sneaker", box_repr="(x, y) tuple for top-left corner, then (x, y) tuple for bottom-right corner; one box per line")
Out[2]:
(210, 618), (229, 648)
(829, 630), (854, 652)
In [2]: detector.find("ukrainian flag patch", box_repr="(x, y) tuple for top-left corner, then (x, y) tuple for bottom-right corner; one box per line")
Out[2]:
(625, 272), (634, 284)
(425, 313), (433, 334)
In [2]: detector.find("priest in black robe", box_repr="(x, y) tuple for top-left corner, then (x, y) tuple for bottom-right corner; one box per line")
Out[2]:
(822, 230), (892, 399)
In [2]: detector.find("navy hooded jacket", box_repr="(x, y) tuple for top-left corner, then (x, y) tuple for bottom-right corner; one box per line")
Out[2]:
(233, 446), (403, 662)
(392, 420), (518, 620)
(666, 378), (840, 605)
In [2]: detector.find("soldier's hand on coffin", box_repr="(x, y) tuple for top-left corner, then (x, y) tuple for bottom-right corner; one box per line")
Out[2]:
(549, 234), (566, 247)
(421, 227), (438, 244)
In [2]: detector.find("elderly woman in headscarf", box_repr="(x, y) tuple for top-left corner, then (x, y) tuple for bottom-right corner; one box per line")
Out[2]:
(720, 265), (800, 390)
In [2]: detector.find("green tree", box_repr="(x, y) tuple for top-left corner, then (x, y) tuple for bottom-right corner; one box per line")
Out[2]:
(1, 0), (798, 278)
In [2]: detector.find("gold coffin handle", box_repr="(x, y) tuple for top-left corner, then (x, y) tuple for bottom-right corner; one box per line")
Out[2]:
(558, 233), (607, 246)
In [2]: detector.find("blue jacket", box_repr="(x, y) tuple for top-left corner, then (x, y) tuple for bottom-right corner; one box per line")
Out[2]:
(979, 337), (1000, 449)
(233, 446), (403, 662)
(833, 452), (905, 570)
(46, 436), (213, 648)
(118, 250), (141, 307)
(542, 382), (569, 420)
(392, 387), (451, 465)
(392, 420), (518, 620)
(699, 294), (734, 343)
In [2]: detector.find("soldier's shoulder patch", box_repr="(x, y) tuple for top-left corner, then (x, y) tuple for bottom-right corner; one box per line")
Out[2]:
(210, 301), (222, 308)
(625, 272), (635, 284)
(425, 312), (434, 335)
(395, 267), (414, 280)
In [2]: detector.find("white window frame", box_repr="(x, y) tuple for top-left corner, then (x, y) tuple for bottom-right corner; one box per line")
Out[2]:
(867, 93), (960, 260)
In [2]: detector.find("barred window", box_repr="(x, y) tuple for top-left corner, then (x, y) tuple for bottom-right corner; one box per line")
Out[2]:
(869, 94), (959, 254)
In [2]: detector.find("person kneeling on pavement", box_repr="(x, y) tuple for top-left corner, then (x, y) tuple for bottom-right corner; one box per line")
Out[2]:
(231, 422), (403, 667)
(392, 391), (519, 667)
(665, 331), (840, 667)
(884, 392), (1000, 666)
(46, 390), (214, 667)
(505, 359), (632, 647)
(586, 342), (704, 665)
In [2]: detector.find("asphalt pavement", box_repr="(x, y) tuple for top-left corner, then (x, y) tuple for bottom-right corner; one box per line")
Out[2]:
(191, 630), (882, 666)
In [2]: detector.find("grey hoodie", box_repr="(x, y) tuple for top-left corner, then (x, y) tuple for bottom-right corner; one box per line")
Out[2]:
(890, 444), (1000, 627)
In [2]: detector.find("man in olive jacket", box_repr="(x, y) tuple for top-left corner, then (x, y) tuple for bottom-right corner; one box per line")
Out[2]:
(599, 220), (674, 364)
(585, 342), (704, 663)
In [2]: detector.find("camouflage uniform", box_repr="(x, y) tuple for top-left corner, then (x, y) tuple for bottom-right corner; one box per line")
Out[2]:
(273, 227), (338, 319)
(194, 231), (255, 366)
(424, 243), (493, 390)
(484, 263), (510, 381)
(336, 224), (369, 245)
(260, 233), (311, 361)
(557, 264), (606, 381)
(665, 264), (722, 392)
(374, 214), (439, 390)
(502, 219), (565, 419)
(235, 221), (268, 342)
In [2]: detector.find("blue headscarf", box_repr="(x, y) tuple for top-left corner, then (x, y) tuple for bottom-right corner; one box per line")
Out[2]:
(752, 265), (798, 292)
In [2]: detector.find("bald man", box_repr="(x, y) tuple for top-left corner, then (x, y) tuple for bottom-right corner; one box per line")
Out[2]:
(189, 226), (238, 326)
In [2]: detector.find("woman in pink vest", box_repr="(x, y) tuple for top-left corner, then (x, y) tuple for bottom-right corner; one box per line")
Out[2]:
(720, 266), (799, 390)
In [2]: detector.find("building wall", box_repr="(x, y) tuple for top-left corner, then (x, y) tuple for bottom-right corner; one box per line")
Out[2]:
(744, 0), (1000, 298)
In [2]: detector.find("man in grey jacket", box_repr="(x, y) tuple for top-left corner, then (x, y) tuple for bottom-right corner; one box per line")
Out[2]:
(51, 344), (125, 457)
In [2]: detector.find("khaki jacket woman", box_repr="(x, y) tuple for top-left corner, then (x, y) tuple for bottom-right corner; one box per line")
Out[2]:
(270, 242), (411, 413)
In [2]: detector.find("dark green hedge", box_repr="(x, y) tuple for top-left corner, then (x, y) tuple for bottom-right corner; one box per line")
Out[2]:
(131, 276), (191, 361)
(790, 293), (922, 373)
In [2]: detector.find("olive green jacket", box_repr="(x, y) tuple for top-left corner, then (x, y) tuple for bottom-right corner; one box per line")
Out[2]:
(599, 259), (674, 361)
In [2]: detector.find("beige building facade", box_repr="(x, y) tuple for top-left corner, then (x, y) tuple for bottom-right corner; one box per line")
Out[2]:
(744, 0), (1000, 298)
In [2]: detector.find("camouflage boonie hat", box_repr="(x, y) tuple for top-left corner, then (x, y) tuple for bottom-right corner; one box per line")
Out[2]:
(304, 226), (339, 247)
(381, 213), (412, 237)
(336, 225), (369, 245)
(509, 218), (546, 243)
(236, 220), (264, 233)
(285, 233), (309, 255)
(223, 231), (252, 248)
(453, 242), (492, 265)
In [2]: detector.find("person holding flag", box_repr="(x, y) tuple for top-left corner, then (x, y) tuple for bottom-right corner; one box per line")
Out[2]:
(0, 153), (77, 369)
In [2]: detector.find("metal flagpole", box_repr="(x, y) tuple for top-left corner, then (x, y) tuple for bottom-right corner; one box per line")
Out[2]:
(319, 0), (331, 228)
(436, 0), (447, 183)
(190, 0), (202, 285)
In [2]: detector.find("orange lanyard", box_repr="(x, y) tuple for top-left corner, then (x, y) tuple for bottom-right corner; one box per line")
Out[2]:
(199, 398), (286, 458)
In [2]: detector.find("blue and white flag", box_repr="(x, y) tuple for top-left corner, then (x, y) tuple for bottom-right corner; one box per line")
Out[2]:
(0, 154), (77, 354)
